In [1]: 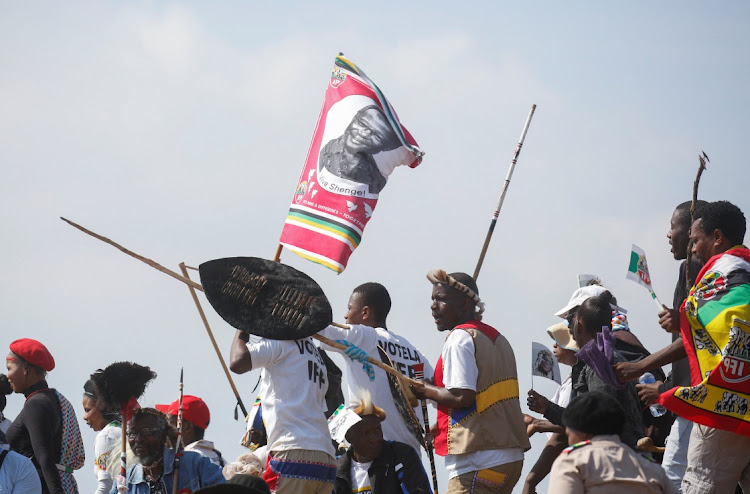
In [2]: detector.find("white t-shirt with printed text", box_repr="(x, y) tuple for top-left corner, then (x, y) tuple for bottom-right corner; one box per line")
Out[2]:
(350, 459), (373, 493)
(441, 329), (524, 479)
(247, 337), (335, 456)
(320, 324), (433, 452)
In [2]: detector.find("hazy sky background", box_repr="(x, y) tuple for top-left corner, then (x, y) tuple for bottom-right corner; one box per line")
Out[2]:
(2, 2), (749, 492)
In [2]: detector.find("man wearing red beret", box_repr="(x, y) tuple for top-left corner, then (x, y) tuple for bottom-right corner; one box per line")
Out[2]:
(156, 395), (226, 467)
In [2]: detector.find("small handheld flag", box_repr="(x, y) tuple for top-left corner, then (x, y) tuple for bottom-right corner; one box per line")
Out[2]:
(279, 53), (423, 273)
(626, 244), (664, 309)
(532, 342), (561, 384)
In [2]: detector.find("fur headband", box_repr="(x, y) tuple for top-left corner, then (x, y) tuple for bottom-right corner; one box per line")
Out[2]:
(426, 269), (485, 318)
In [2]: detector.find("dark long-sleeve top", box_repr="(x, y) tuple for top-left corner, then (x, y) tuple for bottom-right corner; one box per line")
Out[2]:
(659, 259), (703, 393)
(543, 352), (645, 451)
(6, 380), (63, 494)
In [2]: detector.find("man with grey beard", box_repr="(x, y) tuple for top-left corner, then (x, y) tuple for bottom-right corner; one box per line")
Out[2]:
(113, 408), (225, 494)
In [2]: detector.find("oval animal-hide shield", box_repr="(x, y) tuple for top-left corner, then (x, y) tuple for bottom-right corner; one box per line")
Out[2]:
(199, 257), (333, 340)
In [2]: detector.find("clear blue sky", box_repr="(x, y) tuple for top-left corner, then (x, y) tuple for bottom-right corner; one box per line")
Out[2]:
(2, 2), (749, 492)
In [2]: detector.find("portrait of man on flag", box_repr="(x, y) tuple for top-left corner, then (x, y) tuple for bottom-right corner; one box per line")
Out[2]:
(318, 103), (402, 195)
(279, 54), (423, 273)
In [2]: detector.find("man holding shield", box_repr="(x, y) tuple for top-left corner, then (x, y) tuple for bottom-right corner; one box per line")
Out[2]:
(411, 271), (529, 494)
(230, 331), (337, 494)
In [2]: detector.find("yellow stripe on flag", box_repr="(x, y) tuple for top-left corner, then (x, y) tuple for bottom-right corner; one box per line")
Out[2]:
(285, 216), (359, 250)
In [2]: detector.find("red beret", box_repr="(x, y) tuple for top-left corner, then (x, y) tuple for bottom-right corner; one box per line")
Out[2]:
(9, 338), (55, 372)
(155, 395), (210, 430)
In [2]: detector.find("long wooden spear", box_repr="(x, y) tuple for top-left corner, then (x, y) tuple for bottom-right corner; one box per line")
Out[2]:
(686, 151), (709, 292)
(179, 262), (248, 418)
(60, 217), (419, 385)
(172, 368), (184, 494)
(473, 104), (537, 280)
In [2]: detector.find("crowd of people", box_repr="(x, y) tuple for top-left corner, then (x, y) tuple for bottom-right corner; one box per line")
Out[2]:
(2, 198), (749, 494)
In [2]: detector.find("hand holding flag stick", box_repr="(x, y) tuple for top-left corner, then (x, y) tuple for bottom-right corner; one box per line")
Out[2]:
(473, 104), (537, 280)
(626, 244), (664, 310)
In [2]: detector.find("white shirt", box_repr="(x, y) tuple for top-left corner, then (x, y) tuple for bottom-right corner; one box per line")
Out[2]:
(441, 330), (524, 479)
(0, 444), (42, 494)
(185, 439), (225, 467)
(93, 423), (120, 494)
(547, 374), (573, 440)
(320, 324), (434, 452)
(350, 459), (373, 493)
(247, 337), (335, 456)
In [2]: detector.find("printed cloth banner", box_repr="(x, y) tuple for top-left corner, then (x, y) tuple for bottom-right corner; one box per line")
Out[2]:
(532, 342), (561, 384)
(279, 54), (423, 273)
(626, 244), (662, 305)
(659, 245), (750, 437)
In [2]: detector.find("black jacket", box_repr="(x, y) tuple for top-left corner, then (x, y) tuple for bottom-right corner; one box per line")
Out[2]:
(334, 440), (432, 494)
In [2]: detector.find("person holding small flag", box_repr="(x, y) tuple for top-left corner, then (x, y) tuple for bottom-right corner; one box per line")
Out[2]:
(615, 200), (750, 493)
(630, 200), (705, 491)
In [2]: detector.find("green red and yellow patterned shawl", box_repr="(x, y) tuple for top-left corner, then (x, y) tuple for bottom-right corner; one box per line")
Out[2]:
(659, 245), (750, 437)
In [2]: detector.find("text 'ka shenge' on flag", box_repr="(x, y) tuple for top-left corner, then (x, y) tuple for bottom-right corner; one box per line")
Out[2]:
(279, 53), (423, 273)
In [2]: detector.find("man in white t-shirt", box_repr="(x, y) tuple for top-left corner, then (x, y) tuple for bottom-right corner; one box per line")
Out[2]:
(230, 331), (337, 494)
(320, 282), (433, 452)
(412, 270), (530, 494)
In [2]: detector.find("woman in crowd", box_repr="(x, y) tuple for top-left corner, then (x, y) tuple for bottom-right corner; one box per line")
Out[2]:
(5, 338), (83, 494)
(527, 292), (645, 451)
(83, 375), (121, 494)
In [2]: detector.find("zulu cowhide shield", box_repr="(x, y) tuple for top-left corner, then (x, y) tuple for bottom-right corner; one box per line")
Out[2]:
(377, 346), (426, 450)
(199, 257), (333, 340)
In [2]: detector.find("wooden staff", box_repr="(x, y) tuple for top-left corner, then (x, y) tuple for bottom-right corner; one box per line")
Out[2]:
(179, 262), (249, 418)
(473, 104), (537, 280)
(61, 218), (419, 386)
(172, 368), (184, 494)
(60, 217), (203, 291)
(413, 363), (438, 494)
(686, 152), (709, 293)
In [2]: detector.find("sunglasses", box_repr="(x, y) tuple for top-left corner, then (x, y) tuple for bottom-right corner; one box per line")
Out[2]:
(126, 427), (164, 440)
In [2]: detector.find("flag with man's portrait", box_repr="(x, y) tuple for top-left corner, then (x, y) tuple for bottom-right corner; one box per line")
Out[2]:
(278, 53), (423, 273)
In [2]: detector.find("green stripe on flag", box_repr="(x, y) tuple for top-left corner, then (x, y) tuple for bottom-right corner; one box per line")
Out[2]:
(696, 284), (750, 327)
(628, 251), (640, 273)
(287, 211), (362, 245)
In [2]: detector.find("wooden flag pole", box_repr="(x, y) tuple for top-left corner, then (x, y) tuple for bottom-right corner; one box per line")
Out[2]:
(273, 244), (283, 263)
(473, 104), (537, 281)
(61, 217), (417, 385)
(179, 262), (248, 417)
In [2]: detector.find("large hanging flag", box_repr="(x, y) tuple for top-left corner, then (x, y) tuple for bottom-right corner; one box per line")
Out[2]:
(626, 244), (664, 309)
(278, 54), (423, 273)
(659, 246), (750, 437)
(531, 342), (561, 384)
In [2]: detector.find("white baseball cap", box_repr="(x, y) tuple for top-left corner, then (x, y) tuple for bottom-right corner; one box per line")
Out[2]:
(554, 285), (627, 319)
